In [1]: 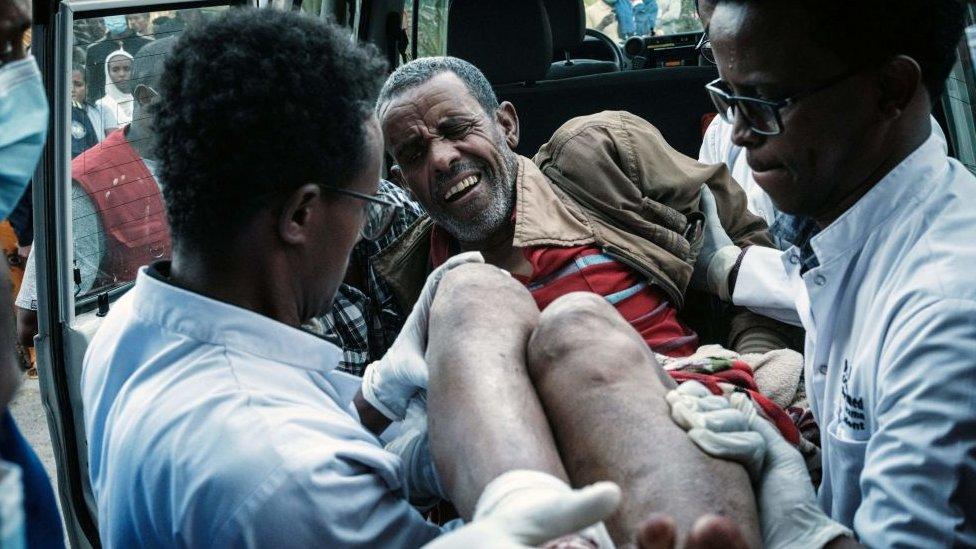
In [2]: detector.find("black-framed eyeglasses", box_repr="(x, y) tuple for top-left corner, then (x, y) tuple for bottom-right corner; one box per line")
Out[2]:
(695, 28), (715, 65)
(705, 69), (863, 136)
(319, 185), (403, 241)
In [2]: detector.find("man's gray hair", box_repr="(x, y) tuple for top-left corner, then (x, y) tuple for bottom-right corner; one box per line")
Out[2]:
(376, 56), (499, 114)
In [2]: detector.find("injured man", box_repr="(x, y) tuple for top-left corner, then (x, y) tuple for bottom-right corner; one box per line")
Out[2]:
(352, 56), (832, 546)
(368, 57), (809, 439)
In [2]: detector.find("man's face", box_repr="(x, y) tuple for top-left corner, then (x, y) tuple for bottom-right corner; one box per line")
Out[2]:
(710, 3), (886, 218)
(71, 70), (87, 104)
(380, 72), (519, 245)
(127, 13), (149, 35)
(108, 57), (133, 93)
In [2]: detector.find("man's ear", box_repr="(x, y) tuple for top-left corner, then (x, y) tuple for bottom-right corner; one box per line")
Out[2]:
(133, 84), (159, 107)
(278, 183), (322, 245)
(496, 101), (520, 150)
(877, 55), (923, 120)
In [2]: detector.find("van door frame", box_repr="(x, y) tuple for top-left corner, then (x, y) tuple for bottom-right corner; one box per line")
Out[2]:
(32, 1), (250, 546)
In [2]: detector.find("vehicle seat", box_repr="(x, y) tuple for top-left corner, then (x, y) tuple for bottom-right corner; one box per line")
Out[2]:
(446, 0), (718, 158)
(544, 0), (618, 80)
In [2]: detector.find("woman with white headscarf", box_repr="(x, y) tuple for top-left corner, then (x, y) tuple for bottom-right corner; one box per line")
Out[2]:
(94, 48), (134, 134)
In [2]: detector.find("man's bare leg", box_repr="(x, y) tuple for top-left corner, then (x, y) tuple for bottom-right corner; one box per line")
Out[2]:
(526, 292), (761, 547)
(426, 264), (568, 519)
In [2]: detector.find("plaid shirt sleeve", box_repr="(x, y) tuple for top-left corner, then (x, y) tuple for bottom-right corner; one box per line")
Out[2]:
(309, 181), (425, 376)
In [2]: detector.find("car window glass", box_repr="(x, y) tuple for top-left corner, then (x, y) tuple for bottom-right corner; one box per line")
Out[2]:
(584, 0), (701, 43)
(68, 6), (227, 306)
(402, 0), (448, 58)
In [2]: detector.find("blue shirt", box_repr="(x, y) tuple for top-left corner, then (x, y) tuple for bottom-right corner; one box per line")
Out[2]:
(81, 264), (443, 548)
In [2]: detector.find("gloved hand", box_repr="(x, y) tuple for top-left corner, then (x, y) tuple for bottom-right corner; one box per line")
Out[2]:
(384, 396), (446, 509)
(361, 252), (484, 421)
(666, 382), (853, 549)
(691, 186), (740, 302)
(423, 470), (620, 549)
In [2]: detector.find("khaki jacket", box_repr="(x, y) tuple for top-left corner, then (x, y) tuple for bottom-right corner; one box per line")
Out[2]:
(375, 111), (793, 351)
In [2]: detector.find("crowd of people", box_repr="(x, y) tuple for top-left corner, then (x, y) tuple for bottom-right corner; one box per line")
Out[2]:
(0, 0), (974, 547)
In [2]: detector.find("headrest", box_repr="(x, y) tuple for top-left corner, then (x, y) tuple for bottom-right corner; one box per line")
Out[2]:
(447, 0), (553, 84)
(544, 0), (585, 53)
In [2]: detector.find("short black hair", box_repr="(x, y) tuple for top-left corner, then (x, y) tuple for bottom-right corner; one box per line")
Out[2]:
(154, 8), (386, 251)
(376, 56), (499, 115)
(715, 0), (966, 100)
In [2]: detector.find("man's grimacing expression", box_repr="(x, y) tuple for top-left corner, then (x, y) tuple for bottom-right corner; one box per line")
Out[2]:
(379, 72), (520, 245)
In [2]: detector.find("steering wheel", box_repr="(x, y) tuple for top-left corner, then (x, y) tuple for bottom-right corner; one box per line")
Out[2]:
(584, 28), (625, 72)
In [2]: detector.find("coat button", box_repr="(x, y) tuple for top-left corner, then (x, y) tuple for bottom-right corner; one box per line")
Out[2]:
(814, 274), (827, 286)
(789, 254), (800, 265)
(818, 364), (828, 375)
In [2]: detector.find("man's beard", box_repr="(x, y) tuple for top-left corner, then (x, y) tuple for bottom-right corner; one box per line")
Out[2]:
(429, 151), (519, 245)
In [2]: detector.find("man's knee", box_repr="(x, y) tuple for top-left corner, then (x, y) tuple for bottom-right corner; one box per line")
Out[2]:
(429, 263), (537, 329)
(526, 292), (649, 385)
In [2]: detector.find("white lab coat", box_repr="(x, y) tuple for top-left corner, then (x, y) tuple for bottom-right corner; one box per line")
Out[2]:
(82, 266), (444, 548)
(738, 134), (976, 546)
(725, 118), (949, 327)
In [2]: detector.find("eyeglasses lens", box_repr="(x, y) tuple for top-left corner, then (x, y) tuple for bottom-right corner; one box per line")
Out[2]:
(700, 43), (715, 64)
(739, 100), (781, 135)
(708, 87), (734, 124)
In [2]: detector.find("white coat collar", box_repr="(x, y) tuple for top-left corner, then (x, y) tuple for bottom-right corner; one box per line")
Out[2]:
(130, 264), (343, 375)
(809, 133), (948, 269)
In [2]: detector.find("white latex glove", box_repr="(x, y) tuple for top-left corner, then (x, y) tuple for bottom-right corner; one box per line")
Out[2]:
(361, 252), (485, 421)
(384, 396), (445, 508)
(691, 186), (741, 301)
(666, 381), (853, 549)
(424, 470), (620, 549)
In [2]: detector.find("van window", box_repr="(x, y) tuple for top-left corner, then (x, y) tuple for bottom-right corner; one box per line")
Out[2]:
(402, 0), (448, 58)
(584, 0), (701, 43)
(69, 6), (227, 305)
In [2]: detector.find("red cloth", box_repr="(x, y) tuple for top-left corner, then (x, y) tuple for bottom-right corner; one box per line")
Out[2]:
(430, 228), (698, 357)
(669, 360), (801, 446)
(72, 128), (170, 289)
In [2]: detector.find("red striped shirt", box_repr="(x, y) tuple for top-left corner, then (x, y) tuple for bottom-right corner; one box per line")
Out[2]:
(430, 227), (699, 357)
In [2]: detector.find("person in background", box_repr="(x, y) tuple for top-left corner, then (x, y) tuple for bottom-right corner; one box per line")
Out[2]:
(73, 16), (105, 49)
(70, 65), (105, 158)
(94, 48), (132, 132)
(585, 0), (620, 41)
(126, 12), (151, 37)
(633, 0), (659, 36)
(84, 14), (149, 104)
(611, 0), (636, 38)
(0, 0), (66, 545)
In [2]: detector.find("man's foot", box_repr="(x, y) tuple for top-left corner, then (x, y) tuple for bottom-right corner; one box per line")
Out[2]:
(636, 513), (749, 549)
(26, 366), (37, 379)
